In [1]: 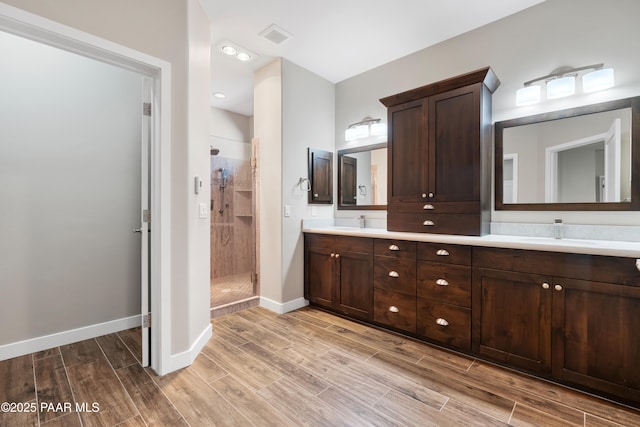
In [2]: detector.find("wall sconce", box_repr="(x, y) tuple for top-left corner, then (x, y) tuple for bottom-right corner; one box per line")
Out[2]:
(516, 63), (614, 106)
(345, 117), (387, 141)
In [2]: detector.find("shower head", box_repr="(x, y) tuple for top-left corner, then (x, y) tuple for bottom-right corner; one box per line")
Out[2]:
(210, 147), (220, 155)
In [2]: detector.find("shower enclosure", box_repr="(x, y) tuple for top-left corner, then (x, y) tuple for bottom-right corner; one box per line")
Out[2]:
(210, 146), (258, 315)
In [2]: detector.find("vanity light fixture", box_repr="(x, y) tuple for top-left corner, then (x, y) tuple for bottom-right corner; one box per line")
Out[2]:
(516, 63), (614, 106)
(345, 117), (387, 141)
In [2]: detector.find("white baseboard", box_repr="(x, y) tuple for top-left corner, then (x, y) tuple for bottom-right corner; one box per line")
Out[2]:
(0, 315), (141, 361)
(260, 296), (308, 314)
(167, 323), (212, 374)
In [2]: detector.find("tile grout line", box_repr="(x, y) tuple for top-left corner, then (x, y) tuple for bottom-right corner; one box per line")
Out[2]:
(31, 353), (40, 427)
(93, 337), (148, 427)
(59, 346), (83, 427)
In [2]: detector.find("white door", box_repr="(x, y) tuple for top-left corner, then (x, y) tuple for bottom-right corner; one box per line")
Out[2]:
(140, 78), (152, 367)
(0, 30), (147, 358)
(603, 118), (621, 202)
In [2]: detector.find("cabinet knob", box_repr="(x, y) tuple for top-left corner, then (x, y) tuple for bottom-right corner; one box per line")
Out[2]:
(330, 253), (335, 258)
(388, 271), (400, 278)
(436, 278), (449, 286)
(436, 318), (449, 327)
(542, 282), (550, 289)
(313, 193), (318, 198)
(422, 193), (427, 198)
(429, 192), (434, 198)
(389, 244), (400, 251)
(423, 220), (435, 226)
(335, 253), (340, 258)
(636, 259), (640, 272)
(423, 204), (434, 210)
(554, 284), (563, 291)
(436, 249), (449, 256)
(388, 306), (399, 313)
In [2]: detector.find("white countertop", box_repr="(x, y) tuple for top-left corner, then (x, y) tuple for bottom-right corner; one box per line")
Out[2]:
(302, 226), (640, 258)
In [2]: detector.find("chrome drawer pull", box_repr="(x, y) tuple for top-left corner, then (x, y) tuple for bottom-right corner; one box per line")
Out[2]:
(436, 249), (449, 256)
(388, 271), (400, 278)
(389, 306), (399, 313)
(436, 318), (449, 327)
(423, 204), (434, 210)
(423, 220), (435, 226)
(542, 282), (550, 289)
(436, 279), (449, 286)
(389, 244), (400, 251)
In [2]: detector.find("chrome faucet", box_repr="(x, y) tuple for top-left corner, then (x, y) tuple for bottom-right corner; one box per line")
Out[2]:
(358, 215), (366, 228)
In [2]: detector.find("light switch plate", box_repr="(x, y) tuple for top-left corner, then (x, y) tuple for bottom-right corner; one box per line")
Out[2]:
(284, 205), (291, 217)
(199, 202), (208, 219)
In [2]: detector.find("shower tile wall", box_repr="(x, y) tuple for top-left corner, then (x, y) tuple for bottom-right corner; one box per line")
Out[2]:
(210, 156), (253, 279)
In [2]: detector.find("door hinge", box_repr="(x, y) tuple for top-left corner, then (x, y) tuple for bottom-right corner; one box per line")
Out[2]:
(143, 102), (152, 117)
(143, 209), (151, 223)
(142, 313), (151, 328)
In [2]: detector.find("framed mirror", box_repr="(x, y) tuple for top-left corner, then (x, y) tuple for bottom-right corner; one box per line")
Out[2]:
(495, 96), (640, 211)
(337, 143), (387, 210)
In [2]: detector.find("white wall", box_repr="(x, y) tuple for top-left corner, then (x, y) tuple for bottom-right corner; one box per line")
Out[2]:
(253, 58), (335, 308)
(210, 107), (252, 160)
(1, 0), (212, 364)
(254, 59), (283, 304)
(281, 59), (335, 303)
(335, 0), (640, 226)
(0, 31), (142, 346)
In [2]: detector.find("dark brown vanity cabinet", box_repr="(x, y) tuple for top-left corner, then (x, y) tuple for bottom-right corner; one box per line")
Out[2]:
(381, 67), (499, 235)
(304, 234), (373, 320)
(473, 247), (640, 402)
(373, 239), (418, 333)
(417, 243), (472, 351)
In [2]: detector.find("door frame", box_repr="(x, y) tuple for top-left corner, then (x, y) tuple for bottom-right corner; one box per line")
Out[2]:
(0, 4), (172, 375)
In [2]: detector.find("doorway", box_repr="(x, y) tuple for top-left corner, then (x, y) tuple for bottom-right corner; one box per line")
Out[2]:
(209, 138), (259, 317)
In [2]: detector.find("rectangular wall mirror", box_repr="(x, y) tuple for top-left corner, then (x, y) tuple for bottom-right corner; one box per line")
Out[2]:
(495, 96), (640, 211)
(337, 143), (387, 210)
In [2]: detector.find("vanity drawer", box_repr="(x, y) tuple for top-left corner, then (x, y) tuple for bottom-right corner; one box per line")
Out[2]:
(417, 262), (471, 307)
(417, 298), (471, 351)
(388, 201), (479, 214)
(374, 257), (416, 295)
(305, 233), (372, 253)
(387, 213), (481, 236)
(374, 239), (417, 259)
(418, 242), (471, 266)
(374, 289), (416, 334)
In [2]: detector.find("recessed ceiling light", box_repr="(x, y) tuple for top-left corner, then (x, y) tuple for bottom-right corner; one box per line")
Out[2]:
(213, 92), (226, 99)
(221, 45), (237, 56)
(236, 52), (251, 62)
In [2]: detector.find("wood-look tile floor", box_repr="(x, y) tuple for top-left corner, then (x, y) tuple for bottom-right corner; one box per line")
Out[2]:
(2, 307), (639, 427)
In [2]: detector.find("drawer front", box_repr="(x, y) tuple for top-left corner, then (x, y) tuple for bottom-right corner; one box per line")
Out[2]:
(374, 289), (416, 333)
(374, 239), (417, 259)
(417, 242), (471, 265)
(388, 201), (479, 214)
(417, 299), (471, 351)
(387, 213), (481, 236)
(417, 262), (471, 307)
(374, 257), (417, 295)
(305, 233), (372, 253)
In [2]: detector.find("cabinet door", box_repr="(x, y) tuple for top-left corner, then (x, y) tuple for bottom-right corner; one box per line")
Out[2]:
(428, 84), (481, 202)
(308, 148), (333, 204)
(553, 278), (640, 401)
(473, 268), (552, 373)
(337, 250), (373, 320)
(305, 245), (336, 308)
(388, 99), (427, 203)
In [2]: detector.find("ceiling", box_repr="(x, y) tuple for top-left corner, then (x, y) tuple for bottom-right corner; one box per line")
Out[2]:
(200, 0), (545, 116)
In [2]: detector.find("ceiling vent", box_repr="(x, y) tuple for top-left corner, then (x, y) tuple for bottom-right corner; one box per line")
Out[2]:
(259, 24), (293, 45)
